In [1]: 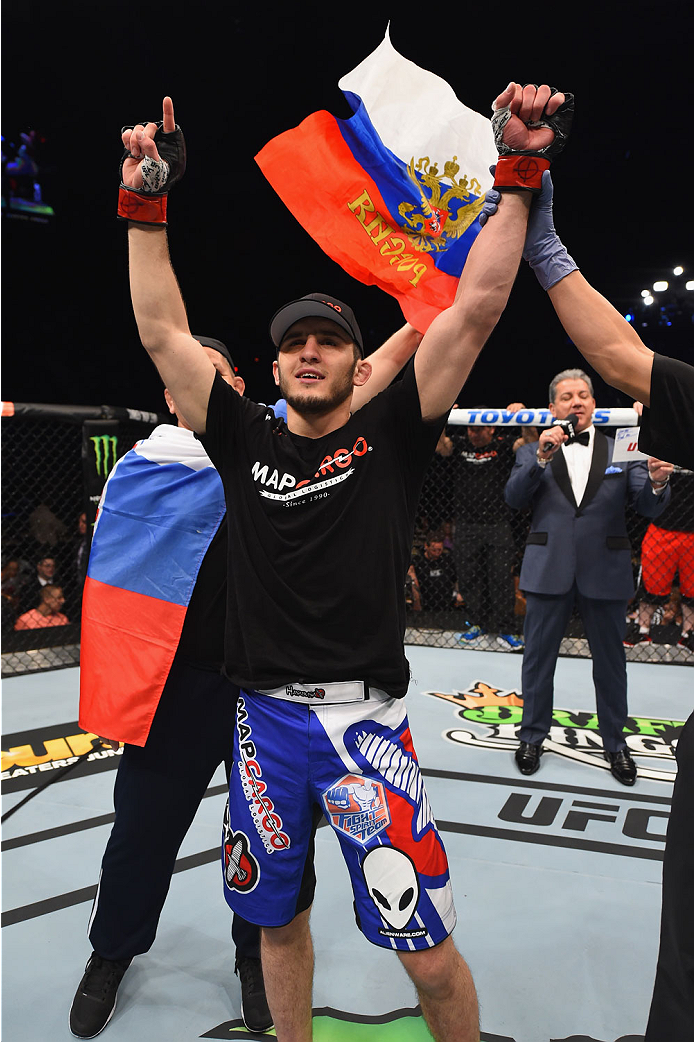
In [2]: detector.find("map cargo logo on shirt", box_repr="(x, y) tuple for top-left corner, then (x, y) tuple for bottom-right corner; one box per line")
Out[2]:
(251, 435), (371, 503)
(425, 680), (681, 782)
(323, 773), (391, 844)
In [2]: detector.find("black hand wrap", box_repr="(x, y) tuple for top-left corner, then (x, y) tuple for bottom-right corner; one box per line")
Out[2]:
(117, 121), (187, 225)
(492, 88), (574, 193)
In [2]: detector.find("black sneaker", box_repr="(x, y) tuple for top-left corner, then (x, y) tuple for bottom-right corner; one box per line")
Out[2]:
(69, 953), (131, 1038)
(623, 622), (651, 647)
(235, 955), (273, 1034)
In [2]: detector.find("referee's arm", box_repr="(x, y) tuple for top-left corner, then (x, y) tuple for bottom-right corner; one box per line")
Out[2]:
(547, 271), (655, 404)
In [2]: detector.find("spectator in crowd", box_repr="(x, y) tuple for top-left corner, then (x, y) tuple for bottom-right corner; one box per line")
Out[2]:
(1, 558), (21, 604)
(408, 533), (464, 614)
(14, 584), (69, 629)
(624, 468), (694, 651)
(505, 368), (672, 785)
(19, 554), (59, 613)
(437, 406), (525, 649)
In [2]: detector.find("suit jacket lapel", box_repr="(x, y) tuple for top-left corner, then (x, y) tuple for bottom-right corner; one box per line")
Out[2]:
(577, 429), (609, 513)
(550, 447), (577, 510)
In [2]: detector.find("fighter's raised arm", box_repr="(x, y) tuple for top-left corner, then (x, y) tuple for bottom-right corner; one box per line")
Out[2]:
(414, 82), (573, 422)
(121, 97), (215, 433)
(517, 171), (656, 402)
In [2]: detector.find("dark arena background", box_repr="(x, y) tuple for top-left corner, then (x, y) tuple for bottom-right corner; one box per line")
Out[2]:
(2, 3), (693, 1041)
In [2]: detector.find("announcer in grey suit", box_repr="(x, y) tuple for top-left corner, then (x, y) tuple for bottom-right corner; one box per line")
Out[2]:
(505, 368), (673, 785)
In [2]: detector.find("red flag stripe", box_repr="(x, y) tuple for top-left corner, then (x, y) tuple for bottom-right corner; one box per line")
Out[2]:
(256, 111), (458, 332)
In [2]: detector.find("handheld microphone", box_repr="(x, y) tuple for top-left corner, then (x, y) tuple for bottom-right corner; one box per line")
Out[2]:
(541, 413), (579, 453)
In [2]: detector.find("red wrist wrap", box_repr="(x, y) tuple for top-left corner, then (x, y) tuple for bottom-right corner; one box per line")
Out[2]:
(117, 186), (168, 224)
(493, 155), (550, 193)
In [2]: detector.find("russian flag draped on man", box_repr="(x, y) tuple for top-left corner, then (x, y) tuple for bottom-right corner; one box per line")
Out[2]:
(79, 426), (226, 746)
(256, 29), (497, 332)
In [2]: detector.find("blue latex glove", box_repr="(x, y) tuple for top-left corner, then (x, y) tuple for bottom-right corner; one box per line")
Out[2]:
(523, 170), (578, 290)
(479, 164), (500, 227)
(478, 188), (501, 227)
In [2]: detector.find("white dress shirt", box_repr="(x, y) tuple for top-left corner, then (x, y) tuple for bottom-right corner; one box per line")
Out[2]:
(561, 424), (595, 505)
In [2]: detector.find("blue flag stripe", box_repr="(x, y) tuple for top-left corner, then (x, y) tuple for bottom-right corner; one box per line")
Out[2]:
(88, 454), (226, 604)
(337, 95), (482, 278)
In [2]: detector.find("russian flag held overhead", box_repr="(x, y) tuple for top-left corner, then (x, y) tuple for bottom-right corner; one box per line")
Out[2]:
(256, 28), (497, 332)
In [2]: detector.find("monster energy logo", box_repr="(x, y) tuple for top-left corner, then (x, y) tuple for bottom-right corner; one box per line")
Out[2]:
(90, 435), (118, 477)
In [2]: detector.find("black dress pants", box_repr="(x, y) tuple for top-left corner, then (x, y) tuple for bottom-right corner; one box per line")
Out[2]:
(88, 657), (260, 961)
(520, 585), (629, 752)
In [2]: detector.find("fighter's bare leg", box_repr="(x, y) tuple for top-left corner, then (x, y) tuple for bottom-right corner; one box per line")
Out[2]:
(261, 907), (314, 1041)
(398, 936), (479, 1042)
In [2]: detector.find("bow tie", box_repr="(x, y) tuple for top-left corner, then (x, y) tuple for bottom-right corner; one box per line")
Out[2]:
(566, 431), (590, 446)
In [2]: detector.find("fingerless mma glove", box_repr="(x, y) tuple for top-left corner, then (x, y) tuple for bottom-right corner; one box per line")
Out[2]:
(117, 121), (187, 225)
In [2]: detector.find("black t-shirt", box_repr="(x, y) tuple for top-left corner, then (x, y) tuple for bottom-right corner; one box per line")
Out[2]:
(176, 519), (227, 670)
(640, 354), (694, 471)
(450, 431), (516, 524)
(200, 360), (445, 697)
(414, 552), (458, 610)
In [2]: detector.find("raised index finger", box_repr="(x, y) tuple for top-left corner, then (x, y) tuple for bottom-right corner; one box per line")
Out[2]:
(162, 96), (175, 133)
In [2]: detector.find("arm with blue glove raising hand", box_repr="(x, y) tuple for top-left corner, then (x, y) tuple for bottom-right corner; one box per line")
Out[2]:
(485, 170), (656, 403)
(480, 170), (656, 401)
(480, 172), (693, 472)
(530, 172), (656, 402)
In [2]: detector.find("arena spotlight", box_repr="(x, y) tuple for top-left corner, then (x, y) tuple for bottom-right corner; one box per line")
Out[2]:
(643, 295), (654, 305)
(686, 281), (694, 291)
(641, 290), (650, 297)
(653, 281), (669, 292)
(673, 266), (684, 276)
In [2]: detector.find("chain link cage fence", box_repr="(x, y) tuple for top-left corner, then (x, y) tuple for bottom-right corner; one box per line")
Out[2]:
(2, 403), (164, 677)
(3, 404), (693, 678)
(406, 408), (694, 666)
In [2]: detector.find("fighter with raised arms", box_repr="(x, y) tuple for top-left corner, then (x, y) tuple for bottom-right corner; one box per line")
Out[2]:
(118, 83), (571, 1042)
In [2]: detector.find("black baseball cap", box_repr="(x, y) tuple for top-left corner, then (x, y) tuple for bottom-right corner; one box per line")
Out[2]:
(269, 293), (364, 356)
(193, 335), (237, 372)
